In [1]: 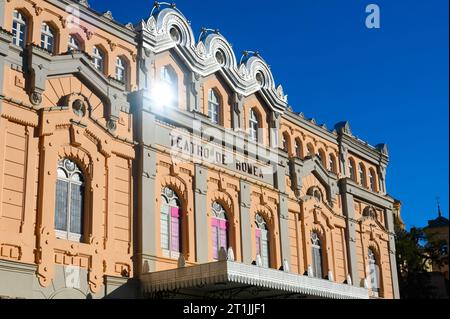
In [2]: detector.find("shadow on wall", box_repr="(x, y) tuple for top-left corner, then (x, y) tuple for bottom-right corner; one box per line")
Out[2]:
(102, 278), (140, 299)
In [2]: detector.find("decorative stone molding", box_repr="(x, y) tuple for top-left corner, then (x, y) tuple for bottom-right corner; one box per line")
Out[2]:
(103, 11), (114, 20)
(78, 0), (90, 8)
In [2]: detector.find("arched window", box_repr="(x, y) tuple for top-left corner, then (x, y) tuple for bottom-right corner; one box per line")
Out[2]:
(295, 138), (303, 158)
(12, 10), (27, 48)
(41, 22), (56, 53)
(255, 214), (269, 268)
(282, 133), (290, 153)
(160, 187), (181, 257)
(68, 34), (81, 52)
(311, 232), (324, 279)
(329, 153), (337, 173)
(92, 46), (105, 73)
(318, 149), (326, 167)
(369, 169), (377, 192)
(349, 158), (356, 181)
(307, 186), (322, 202)
(208, 89), (220, 124)
(307, 143), (315, 157)
(249, 108), (259, 142)
(54, 159), (85, 242)
(359, 163), (367, 187)
(211, 202), (228, 260)
(116, 57), (128, 85)
(160, 66), (178, 107)
(368, 249), (380, 297)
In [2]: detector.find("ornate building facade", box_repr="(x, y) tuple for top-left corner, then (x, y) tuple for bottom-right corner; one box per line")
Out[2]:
(0, 0), (400, 299)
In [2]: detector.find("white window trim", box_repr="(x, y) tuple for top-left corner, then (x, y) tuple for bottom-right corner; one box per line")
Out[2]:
(92, 46), (104, 73)
(12, 10), (27, 48)
(208, 90), (220, 124)
(68, 35), (81, 52)
(54, 160), (84, 243)
(249, 109), (259, 142)
(116, 57), (127, 83)
(41, 23), (55, 53)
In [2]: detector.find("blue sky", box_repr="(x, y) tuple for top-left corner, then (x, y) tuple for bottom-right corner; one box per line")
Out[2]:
(90, 0), (449, 229)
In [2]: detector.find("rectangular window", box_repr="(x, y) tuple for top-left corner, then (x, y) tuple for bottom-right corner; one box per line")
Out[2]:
(12, 21), (25, 47)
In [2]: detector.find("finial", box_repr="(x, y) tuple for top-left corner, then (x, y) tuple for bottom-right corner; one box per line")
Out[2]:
(437, 197), (442, 218)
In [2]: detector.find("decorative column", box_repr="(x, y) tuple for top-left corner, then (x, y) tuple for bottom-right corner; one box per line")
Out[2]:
(187, 72), (202, 112)
(194, 164), (208, 263)
(385, 207), (401, 299)
(138, 106), (158, 273)
(231, 93), (244, 131)
(269, 112), (280, 149)
(275, 160), (291, 270)
(239, 180), (252, 264)
(340, 187), (359, 287)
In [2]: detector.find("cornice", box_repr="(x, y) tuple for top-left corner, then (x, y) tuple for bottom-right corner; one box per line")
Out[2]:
(137, 7), (288, 114)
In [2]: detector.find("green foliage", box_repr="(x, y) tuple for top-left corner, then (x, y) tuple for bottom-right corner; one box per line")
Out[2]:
(395, 222), (447, 299)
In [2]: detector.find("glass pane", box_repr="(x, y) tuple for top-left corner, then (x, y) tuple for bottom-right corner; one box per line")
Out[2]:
(69, 184), (84, 235)
(160, 210), (169, 250)
(55, 180), (68, 231)
(261, 236), (269, 268)
(220, 228), (227, 251)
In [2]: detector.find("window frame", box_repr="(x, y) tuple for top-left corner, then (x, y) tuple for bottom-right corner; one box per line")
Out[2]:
(368, 249), (381, 297)
(295, 139), (303, 158)
(359, 163), (367, 187)
(208, 89), (221, 124)
(92, 46), (105, 73)
(255, 214), (270, 268)
(160, 187), (182, 259)
(54, 159), (85, 243)
(211, 202), (228, 260)
(115, 56), (128, 85)
(160, 65), (179, 108)
(40, 22), (56, 53)
(311, 232), (324, 279)
(349, 158), (356, 181)
(369, 169), (377, 192)
(329, 153), (337, 173)
(12, 10), (27, 48)
(68, 34), (82, 52)
(249, 109), (259, 142)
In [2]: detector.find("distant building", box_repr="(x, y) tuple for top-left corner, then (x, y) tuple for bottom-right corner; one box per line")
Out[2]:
(425, 205), (449, 280)
(393, 199), (405, 230)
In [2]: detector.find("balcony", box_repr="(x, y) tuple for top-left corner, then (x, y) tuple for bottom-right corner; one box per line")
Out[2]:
(141, 260), (369, 299)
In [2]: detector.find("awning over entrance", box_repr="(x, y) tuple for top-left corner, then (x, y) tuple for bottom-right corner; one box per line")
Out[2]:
(141, 261), (369, 299)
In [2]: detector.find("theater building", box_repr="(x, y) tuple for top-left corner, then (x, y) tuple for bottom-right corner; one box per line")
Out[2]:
(0, 0), (400, 299)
